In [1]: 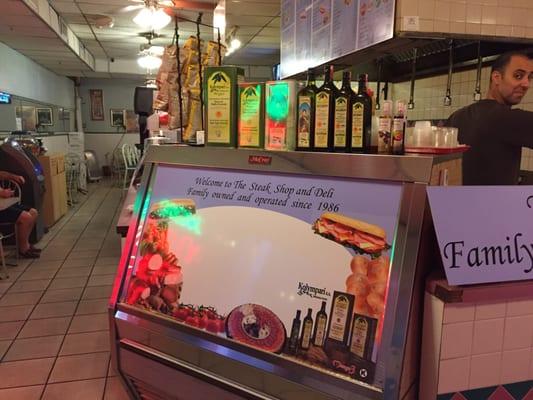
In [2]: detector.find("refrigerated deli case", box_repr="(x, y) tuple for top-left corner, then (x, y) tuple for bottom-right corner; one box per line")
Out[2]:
(109, 146), (461, 400)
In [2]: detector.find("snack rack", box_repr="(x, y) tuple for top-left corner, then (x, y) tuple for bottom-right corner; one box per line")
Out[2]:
(109, 146), (461, 400)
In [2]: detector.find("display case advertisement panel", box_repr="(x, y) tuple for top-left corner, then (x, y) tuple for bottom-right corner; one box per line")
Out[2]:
(123, 164), (402, 387)
(428, 186), (533, 286)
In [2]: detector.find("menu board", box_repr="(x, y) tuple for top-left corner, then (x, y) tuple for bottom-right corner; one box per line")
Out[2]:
(123, 164), (402, 387)
(281, 0), (395, 78)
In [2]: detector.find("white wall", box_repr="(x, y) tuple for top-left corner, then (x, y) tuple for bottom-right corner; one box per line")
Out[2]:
(0, 42), (75, 108)
(41, 135), (70, 155)
(79, 77), (144, 133)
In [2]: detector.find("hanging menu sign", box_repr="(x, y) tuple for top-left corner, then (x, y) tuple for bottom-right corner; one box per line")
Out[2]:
(357, 0), (395, 50)
(311, 0), (332, 65)
(295, 0), (313, 64)
(281, 0), (395, 78)
(331, 0), (358, 59)
(428, 187), (533, 286)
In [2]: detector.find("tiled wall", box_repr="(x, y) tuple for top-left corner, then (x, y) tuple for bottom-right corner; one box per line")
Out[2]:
(421, 294), (533, 397)
(396, 0), (533, 37)
(391, 68), (533, 171)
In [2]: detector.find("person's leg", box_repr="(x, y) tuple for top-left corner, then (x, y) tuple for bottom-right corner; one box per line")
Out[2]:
(16, 211), (38, 256)
(26, 208), (41, 252)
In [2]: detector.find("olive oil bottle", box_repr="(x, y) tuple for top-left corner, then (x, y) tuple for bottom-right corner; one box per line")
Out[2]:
(287, 310), (302, 355)
(300, 308), (314, 351)
(312, 301), (328, 347)
(350, 74), (372, 153)
(296, 69), (317, 151)
(333, 71), (352, 152)
(313, 65), (336, 152)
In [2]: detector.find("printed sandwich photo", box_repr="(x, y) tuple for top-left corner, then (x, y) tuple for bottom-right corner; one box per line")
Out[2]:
(312, 213), (390, 256)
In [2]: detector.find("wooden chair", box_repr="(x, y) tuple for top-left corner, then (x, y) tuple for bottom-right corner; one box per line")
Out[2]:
(0, 179), (21, 279)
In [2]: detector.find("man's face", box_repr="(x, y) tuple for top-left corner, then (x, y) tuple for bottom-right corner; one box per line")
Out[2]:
(492, 55), (533, 105)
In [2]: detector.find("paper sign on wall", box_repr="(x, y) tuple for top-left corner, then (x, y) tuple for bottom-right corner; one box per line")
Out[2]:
(428, 186), (533, 286)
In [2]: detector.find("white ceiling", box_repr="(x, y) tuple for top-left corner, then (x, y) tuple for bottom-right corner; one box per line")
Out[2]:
(0, 0), (280, 78)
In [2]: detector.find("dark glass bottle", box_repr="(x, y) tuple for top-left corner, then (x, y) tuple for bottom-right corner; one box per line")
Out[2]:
(333, 71), (353, 152)
(312, 301), (328, 347)
(287, 310), (301, 354)
(313, 65), (335, 152)
(350, 74), (372, 153)
(300, 308), (314, 351)
(296, 69), (317, 151)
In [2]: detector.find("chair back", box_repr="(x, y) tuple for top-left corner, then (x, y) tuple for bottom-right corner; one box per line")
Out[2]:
(121, 144), (139, 169)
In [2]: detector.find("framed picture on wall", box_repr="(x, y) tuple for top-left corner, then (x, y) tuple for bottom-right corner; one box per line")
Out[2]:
(125, 110), (139, 133)
(89, 89), (104, 120)
(15, 106), (36, 131)
(111, 109), (126, 127)
(36, 108), (53, 126)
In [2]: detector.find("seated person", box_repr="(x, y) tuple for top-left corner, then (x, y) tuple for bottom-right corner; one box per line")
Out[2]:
(0, 171), (41, 258)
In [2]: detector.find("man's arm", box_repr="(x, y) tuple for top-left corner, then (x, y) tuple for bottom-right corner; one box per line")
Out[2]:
(501, 108), (533, 148)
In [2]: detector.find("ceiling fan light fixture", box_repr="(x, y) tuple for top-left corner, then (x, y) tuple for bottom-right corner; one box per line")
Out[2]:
(133, 7), (171, 31)
(137, 54), (162, 70)
(148, 45), (165, 56)
(230, 38), (241, 50)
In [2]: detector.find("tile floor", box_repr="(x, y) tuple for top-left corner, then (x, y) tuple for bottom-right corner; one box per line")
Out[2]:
(0, 181), (130, 400)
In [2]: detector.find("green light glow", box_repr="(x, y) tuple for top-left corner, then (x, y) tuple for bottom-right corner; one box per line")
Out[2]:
(173, 215), (201, 235)
(149, 200), (201, 235)
(149, 201), (195, 219)
(266, 83), (289, 121)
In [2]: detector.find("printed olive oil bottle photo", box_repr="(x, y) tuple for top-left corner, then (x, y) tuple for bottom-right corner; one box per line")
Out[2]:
(238, 82), (265, 149)
(205, 66), (244, 147)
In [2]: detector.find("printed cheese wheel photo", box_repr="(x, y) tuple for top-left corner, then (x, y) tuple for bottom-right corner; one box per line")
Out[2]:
(226, 304), (286, 354)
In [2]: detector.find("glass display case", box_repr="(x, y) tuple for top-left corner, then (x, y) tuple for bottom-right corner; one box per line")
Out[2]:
(109, 146), (462, 400)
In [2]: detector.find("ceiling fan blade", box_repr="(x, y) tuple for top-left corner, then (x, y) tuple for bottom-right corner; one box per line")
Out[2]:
(118, 4), (144, 13)
(169, 1), (217, 11)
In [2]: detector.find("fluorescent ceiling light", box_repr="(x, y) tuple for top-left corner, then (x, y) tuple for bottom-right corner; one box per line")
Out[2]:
(138, 54), (162, 70)
(133, 7), (171, 31)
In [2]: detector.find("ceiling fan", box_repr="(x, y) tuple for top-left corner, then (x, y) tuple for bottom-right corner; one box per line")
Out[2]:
(138, 31), (167, 53)
(121, 0), (217, 14)
(120, 0), (217, 31)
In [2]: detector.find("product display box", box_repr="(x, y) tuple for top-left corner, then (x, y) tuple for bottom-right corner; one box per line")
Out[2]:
(265, 80), (298, 151)
(238, 82), (265, 149)
(205, 66), (245, 147)
(109, 147), (460, 400)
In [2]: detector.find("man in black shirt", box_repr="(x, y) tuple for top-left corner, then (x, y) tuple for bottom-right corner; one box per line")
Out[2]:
(446, 51), (533, 185)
